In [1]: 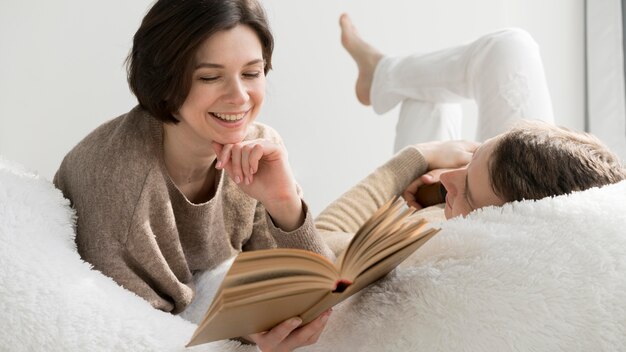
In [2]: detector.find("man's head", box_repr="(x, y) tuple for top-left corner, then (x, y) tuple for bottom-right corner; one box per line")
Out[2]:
(489, 121), (626, 202)
(439, 121), (626, 219)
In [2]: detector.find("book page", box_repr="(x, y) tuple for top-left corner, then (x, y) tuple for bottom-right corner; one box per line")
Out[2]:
(225, 248), (340, 286)
(338, 197), (398, 268)
(347, 221), (431, 277)
(223, 276), (332, 305)
(341, 198), (427, 278)
(344, 228), (438, 293)
(298, 228), (438, 324)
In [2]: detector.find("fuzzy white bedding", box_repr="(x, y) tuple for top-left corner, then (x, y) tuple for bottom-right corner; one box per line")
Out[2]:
(1, 158), (625, 351)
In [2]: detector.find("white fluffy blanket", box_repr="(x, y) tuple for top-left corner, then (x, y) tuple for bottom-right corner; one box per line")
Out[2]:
(1, 158), (625, 351)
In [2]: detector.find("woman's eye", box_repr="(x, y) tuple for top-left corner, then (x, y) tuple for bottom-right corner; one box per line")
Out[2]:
(200, 76), (219, 82)
(243, 72), (261, 79)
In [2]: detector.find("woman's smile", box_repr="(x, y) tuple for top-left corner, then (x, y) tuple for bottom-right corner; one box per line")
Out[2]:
(211, 111), (248, 122)
(209, 110), (250, 128)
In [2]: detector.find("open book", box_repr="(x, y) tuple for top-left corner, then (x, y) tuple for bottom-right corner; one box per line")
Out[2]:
(186, 197), (440, 346)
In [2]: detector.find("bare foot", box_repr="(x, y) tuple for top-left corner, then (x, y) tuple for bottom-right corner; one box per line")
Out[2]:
(339, 13), (383, 106)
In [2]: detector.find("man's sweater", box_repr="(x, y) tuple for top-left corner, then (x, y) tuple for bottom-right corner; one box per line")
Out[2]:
(315, 146), (431, 236)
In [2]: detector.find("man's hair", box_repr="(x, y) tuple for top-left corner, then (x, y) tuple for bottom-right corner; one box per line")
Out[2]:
(489, 120), (626, 202)
(126, 0), (273, 123)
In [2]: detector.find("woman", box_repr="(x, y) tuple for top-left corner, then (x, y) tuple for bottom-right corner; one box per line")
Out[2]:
(54, 0), (331, 350)
(316, 15), (626, 234)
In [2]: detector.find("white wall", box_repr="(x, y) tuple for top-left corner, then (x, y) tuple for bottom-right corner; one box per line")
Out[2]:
(586, 0), (626, 160)
(0, 0), (584, 216)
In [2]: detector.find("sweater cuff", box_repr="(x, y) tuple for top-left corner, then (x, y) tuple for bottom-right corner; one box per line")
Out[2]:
(265, 200), (333, 259)
(387, 146), (429, 186)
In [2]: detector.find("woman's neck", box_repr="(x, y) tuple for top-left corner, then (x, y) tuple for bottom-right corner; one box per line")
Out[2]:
(162, 123), (218, 202)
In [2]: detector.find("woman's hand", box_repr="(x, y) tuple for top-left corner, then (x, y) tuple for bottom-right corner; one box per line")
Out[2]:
(212, 139), (304, 231)
(247, 309), (332, 352)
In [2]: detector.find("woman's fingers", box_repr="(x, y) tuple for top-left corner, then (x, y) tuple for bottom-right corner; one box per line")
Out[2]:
(248, 317), (302, 351)
(230, 144), (243, 184)
(240, 144), (252, 185)
(248, 143), (264, 175)
(215, 143), (233, 170)
(215, 139), (283, 186)
(211, 142), (223, 158)
(215, 142), (246, 185)
(241, 143), (265, 184)
(246, 309), (332, 351)
(295, 309), (332, 346)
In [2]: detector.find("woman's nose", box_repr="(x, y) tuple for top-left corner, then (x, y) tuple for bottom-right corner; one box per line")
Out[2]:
(223, 78), (248, 105)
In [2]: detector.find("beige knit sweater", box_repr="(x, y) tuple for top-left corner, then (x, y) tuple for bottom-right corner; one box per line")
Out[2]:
(54, 106), (332, 313)
(314, 145), (444, 255)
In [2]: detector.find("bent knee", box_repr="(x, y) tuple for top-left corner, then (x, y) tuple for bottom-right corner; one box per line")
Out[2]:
(482, 28), (540, 59)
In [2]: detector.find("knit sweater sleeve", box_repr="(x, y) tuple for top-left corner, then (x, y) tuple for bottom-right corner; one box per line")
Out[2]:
(265, 200), (334, 259)
(241, 183), (334, 260)
(241, 123), (334, 259)
(315, 146), (428, 235)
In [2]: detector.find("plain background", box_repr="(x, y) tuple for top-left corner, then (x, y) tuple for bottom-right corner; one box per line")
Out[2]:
(0, 0), (584, 215)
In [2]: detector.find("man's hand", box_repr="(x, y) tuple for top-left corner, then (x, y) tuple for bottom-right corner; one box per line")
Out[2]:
(403, 140), (479, 209)
(416, 140), (479, 170)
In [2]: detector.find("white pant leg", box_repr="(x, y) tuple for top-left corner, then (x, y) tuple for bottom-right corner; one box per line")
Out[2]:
(394, 101), (462, 152)
(371, 28), (554, 142)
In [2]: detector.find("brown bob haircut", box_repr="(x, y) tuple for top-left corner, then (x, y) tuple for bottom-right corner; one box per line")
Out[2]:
(489, 121), (626, 202)
(126, 0), (273, 123)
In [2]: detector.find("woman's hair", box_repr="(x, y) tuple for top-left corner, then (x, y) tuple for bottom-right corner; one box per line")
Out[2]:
(126, 0), (273, 123)
(489, 120), (626, 202)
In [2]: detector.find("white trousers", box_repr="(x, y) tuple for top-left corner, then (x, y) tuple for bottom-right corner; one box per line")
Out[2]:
(370, 28), (555, 151)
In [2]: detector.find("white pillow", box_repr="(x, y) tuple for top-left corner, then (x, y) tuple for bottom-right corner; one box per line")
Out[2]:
(304, 179), (626, 351)
(3, 156), (625, 351)
(0, 158), (251, 352)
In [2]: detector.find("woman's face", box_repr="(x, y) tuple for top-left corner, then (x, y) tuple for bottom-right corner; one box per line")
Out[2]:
(175, 24), (266, 146)
(439, 137), (506, 219)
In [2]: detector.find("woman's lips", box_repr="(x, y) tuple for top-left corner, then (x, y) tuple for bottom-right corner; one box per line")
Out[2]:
(211, 111), (247, 122)
(209, 110), (249, 128)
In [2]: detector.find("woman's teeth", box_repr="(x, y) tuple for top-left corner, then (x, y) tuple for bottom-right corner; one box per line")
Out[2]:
(213, 112), (245, 121)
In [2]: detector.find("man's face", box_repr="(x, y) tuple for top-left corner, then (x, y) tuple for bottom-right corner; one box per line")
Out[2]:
(439, 137), (506, 218)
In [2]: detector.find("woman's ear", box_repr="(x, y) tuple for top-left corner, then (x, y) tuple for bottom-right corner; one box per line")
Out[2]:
(170, 109), (181, 122)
